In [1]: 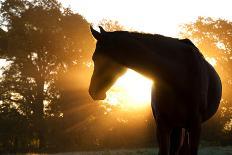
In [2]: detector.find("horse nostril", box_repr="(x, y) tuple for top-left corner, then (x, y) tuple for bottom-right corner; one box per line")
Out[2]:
(89, 89), (106, 100)
(101, 93), (106, 100)
(89, 89), (98, 100)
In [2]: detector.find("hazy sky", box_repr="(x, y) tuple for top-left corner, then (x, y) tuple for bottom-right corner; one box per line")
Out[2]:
(60, 0), (232, 36)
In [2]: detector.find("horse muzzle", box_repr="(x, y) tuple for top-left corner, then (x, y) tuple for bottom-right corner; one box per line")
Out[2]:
(89, 88), (106, 100)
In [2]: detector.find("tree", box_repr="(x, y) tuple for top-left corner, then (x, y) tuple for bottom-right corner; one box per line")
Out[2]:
(0, 0), (94, 149)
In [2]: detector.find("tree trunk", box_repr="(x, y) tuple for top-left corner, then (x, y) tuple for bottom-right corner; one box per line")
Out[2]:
(34, 77), (46, 150)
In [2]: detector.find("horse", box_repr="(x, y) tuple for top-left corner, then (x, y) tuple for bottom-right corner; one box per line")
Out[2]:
(88, 26), (222, 155)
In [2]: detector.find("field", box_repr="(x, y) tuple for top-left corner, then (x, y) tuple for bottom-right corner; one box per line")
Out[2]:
(23, 147), (232, 155)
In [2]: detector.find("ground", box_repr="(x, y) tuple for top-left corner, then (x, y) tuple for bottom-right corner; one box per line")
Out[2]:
(24, 146), (232, 155)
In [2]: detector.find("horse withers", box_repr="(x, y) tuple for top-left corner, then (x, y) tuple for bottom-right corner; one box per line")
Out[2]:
(88, 26), (222, 155)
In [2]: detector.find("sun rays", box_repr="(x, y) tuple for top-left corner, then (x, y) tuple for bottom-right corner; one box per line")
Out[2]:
(102, 69), (153, 109)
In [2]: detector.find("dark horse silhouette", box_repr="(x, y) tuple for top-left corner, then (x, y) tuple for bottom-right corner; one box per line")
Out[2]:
(88, 26), (222, 155)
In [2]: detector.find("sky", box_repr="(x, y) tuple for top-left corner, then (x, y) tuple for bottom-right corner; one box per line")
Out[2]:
(1, 0), (231, 67)
(60, 0), (232, 36)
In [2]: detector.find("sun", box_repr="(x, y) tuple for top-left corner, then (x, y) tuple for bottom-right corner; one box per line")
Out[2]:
(101, 69), (153, 109)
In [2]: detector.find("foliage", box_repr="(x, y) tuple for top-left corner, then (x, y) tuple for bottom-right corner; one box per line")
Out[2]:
(180, 17), (232, 143)
(99, 19), (124, 31)
(0, 0), (94, 117)
(0, 0), (94, 152)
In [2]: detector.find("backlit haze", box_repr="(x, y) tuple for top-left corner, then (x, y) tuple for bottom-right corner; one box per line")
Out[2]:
(60, 0), (231, 108)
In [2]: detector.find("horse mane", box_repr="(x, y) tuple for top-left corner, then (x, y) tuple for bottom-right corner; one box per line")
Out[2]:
(179, 39), (204, 57)
(110, 30), (204, 58)
(112, 30), (168, 42)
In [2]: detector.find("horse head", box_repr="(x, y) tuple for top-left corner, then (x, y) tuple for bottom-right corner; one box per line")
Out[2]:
(89, 26), (126, 100)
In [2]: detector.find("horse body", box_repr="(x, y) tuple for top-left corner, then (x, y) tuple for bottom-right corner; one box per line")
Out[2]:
(203, 61), (222, 121)
(89, 26), (222, 155)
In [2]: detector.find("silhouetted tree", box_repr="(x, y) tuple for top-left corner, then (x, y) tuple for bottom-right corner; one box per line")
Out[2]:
(0, 0), (94, 150)
(99, 19), (124, 31)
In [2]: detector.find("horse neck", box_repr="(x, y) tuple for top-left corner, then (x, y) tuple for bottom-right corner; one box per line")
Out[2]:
(113, 37), (182, 84)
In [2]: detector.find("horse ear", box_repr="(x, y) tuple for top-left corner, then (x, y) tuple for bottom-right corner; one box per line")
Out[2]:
(99, 26), (106, 34)
(90, 26), (101, 40)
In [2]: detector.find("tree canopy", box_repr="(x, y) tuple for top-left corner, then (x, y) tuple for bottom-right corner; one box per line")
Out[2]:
(0, 0), (95, 151)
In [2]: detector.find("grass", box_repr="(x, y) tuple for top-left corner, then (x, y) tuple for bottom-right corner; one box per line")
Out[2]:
(22, 146), (232, 155)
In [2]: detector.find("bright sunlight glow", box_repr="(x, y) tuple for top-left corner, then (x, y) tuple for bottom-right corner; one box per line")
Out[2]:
(60, 0), (232, 37)
(206, 57), (217, 67)
(102, 69), (153, 109)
